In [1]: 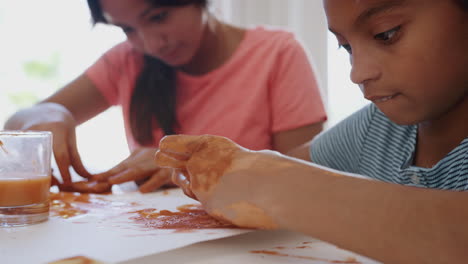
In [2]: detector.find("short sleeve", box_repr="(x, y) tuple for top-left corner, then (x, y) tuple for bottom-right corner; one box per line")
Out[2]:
(85, 41), (139, 106)
(270, 34), (327, 132)
(310, 104), (374, 173)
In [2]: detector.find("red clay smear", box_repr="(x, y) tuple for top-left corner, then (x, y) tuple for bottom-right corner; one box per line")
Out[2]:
(250, 250), (361, 263)
(50, 193), (238, 230)
(49, 255), (102, 264)
(130, 204), (236, 229)
(49, 192), (137, 219)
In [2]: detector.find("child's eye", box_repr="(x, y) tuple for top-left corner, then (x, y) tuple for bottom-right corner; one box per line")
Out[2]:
(149, 11), (169, 23)
(339, 44), (353, 54)
(374, 26), (401, 43)
(121, 26), (134, 34)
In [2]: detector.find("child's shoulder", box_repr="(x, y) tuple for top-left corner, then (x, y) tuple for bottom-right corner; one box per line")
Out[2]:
(104, 40), (134, 54)
(98, 40), (142, 67)
(101, 40), (142, 61)
(245, 25), (303, 49)
(248, 25), (295, 38)
(324, 103), (416, 144)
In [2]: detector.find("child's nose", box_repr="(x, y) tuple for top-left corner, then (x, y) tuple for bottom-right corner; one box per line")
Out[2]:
(349, 51), (381, 85)
(138, 30), (167, 56)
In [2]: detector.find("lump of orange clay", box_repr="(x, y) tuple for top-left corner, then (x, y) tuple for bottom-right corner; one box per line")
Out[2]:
(48, 256), (105, 264)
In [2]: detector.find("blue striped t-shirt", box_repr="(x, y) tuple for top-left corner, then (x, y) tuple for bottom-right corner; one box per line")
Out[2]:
(310, 104), (468, 190)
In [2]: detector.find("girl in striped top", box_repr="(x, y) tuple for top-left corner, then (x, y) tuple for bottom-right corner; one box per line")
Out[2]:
(156, 0), (468, 263)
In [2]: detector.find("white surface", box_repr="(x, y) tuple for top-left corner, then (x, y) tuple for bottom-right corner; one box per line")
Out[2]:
(0, 189), (250, 264)
(122, 230), (381, 264)
(1, 187), (381, 264)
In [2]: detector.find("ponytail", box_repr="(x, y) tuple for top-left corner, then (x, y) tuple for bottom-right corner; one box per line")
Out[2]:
(130, 56), (178, 145)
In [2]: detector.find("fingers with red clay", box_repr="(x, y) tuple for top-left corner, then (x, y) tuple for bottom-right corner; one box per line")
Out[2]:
(68, 132), (93, 179)
(159, 135), (204, 158)
(108, 168), (153, 185)
(92, 164), (127, 182)
(58, 181), (111, 193)
(138, 169), (172, 193)
(154, 150), (188, 169)
(172, 169), (196, 199)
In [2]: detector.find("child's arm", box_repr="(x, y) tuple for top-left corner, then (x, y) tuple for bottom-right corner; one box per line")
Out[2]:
(286, 140), (313, 161)
(258, 164), (468, 264)
(272, 122), (324, 155)
(156, 134), (468, 264)
(4, 74), (110, 183)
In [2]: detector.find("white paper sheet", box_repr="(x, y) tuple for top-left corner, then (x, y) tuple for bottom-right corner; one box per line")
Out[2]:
(0, 188), (250, 264)
(127, 230), (381, 264)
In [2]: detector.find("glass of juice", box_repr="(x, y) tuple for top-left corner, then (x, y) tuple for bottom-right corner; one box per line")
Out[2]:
(0, 131), (52, 227)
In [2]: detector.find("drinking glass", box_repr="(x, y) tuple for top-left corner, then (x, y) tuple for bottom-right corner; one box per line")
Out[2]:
(0, 131), (52, 227)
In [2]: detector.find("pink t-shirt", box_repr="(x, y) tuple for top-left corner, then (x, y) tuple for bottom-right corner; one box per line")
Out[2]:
(86, 26), (326, 151)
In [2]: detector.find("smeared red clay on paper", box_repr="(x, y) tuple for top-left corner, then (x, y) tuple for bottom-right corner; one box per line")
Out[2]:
(296, 246), (311, 249)
(250, 250), (361, 263)
(0, 140), (8, 154)
(50, 193), (237, 231)
(48, 255), (104, 264)
(130, 204), (235, 229)
(50, 192), (138, 219)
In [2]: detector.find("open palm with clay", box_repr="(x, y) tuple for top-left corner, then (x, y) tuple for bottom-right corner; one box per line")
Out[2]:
(155, 135), (281, 229)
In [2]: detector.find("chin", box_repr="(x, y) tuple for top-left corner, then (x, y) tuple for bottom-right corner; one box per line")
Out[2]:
(166, 57), (193, 68)
(388, 118), (419, 126)
(164, 50), (195, 68)
(385, 114), (423, 126)
(379, 109), (421, 126)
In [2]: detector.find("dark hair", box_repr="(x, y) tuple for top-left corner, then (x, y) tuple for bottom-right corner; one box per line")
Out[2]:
(456, 0), (468, 10)
(87, 0), (208, 146)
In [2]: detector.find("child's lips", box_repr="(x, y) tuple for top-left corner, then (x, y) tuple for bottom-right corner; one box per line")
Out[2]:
(160, 46), (180, 62)
(366, 93), (399, 103)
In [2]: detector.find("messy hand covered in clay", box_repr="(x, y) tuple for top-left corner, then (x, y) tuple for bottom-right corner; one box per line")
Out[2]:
(51, 172), (111, 193)
(92, 147), (174, 193)
(51, 147), (174, 194)
(9, 103), (94, 184)
(155, 135), (284, 229)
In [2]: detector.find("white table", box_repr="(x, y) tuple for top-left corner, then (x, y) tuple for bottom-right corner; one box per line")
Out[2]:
(2, 185), (380, 264)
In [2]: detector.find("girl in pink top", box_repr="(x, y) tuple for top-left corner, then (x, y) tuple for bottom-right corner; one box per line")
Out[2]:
(5, 0), (326, 193)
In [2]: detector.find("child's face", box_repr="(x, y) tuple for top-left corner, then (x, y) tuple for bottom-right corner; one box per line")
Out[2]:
(100, 0), (206, 67)
(325, 0), (468, 125)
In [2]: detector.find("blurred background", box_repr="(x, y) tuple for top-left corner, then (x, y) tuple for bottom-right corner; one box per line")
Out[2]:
(0, 0), (367, 172)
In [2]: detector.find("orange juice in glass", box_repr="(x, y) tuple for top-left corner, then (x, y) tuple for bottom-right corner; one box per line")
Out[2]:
(0, 131), (52, 227)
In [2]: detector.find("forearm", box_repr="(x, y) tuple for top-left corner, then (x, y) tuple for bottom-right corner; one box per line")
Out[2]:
(156, 135), (468, 263)
(273, 122), (324, 154)
(285, 141), (313, 161)
(252, 159), (468, 263)
(4, 102), (74, 130)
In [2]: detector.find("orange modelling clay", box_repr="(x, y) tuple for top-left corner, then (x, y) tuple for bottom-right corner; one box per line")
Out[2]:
(250, 250), (361, 263)
(130, 204), (236, 229)
(0, 140), (8, 154)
